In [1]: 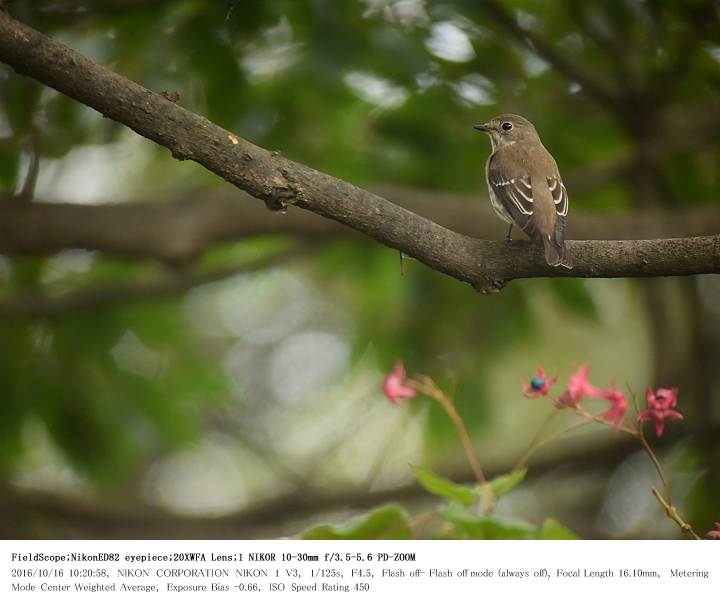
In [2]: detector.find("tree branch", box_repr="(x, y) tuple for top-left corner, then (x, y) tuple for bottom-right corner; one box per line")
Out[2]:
(0, 244), (306, 319)
(35, 0), (170, 18)
(2, 189), (719, 263)
(0, 11), (718, 291)
(566, 1), (638, 89)
(471, 0), (622, 110)
(1, 432), (701, 539)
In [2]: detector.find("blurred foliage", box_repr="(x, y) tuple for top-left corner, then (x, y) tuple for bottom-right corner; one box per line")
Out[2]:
(411, 465), (526, 504)
(301, 466), (576, 539)
(0, 0), (719, 537)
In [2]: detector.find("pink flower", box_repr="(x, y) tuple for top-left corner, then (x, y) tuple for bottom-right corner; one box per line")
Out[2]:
(646, 387), (679, 411)
(638, 387), (683, 437)
(383, 361), (416, 404)
(706, 522), (720, 539)
(556, 365), (602, 408)
(521, 368), (557, 398)
(600, 388), (628, 431)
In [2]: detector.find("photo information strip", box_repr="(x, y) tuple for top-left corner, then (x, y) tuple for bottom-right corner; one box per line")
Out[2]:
(2, 540), (717, 604)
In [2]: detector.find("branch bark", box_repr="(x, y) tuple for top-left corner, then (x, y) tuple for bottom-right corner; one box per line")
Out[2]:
(0, 11), (718, 291)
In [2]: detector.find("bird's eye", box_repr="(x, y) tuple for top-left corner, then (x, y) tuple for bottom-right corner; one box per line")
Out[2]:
(501, 122), (513, 131)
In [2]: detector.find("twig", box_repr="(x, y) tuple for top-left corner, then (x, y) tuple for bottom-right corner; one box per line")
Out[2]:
(408, 511), (437, 539)
(408, 376), (486, 485)
(17, 125), (41, 202)
(571, 407), (639, 437)
(514, 417), (592, 471)
(513, 408), (559, 471)
(544, 393), (692, 538)
(651, 487), (701, 540)
(225, 1), (240, 21)
(406, 376), (494, 512)
(638, 429), (671, 501)
(563, 403), (673, 503)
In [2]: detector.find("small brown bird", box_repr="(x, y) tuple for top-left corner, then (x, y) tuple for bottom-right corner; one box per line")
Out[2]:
(474, 114), (571, 268)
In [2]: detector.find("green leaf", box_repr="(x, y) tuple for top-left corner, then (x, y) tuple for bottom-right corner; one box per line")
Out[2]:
(439, 506), (538, 539)
(537, 518), (579, 540)
(487, 468), (527, 498)
(411, 465), (477, 506)
(300, 505), (412, 540)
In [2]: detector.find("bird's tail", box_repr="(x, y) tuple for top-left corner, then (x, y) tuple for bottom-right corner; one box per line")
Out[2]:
(543, 234), (572, 269)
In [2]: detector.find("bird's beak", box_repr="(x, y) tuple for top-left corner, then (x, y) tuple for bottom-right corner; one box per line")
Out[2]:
(473, 123), (490, 132)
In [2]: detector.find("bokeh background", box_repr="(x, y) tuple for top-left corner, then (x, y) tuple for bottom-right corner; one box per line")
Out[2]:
(1, 0), (719, 539)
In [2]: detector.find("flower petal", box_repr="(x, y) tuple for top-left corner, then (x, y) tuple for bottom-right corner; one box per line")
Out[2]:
(383, 361), (416, 404)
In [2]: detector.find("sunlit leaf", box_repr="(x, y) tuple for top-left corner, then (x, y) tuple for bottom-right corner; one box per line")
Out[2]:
(487, 468), (527, 499)
(411, 465), (477, 506)
(300, 505), (412, 540)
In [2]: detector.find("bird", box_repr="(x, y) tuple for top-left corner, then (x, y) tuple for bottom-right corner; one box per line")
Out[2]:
(474, 114), (572, 268)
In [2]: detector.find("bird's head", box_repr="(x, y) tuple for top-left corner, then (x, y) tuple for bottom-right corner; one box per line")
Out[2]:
(473, 114), (539, 151)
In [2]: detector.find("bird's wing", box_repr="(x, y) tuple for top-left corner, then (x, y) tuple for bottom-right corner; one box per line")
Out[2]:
(547, 174), (571, 268)
(487, 164), (536, 236)
(547, 175), (568, 217)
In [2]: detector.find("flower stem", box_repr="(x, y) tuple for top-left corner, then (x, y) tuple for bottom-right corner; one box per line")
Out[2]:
(651, 487), (701, 540)
(638, 429), (671, 501)
(514, 409), (560, 471)
(514, 417), (592, 471)
(567, 401), (696, 538)
(419, 379), (486, 483)
(407, 376), (492, 511)
(573, 407), (640, 436)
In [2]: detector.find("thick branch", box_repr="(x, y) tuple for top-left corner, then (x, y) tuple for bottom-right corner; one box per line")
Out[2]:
(0, 11), (718, 290)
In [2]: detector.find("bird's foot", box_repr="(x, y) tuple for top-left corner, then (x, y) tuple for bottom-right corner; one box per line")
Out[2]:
(505, 224), (513, 243)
